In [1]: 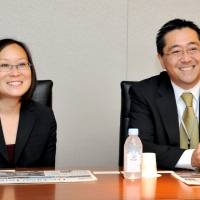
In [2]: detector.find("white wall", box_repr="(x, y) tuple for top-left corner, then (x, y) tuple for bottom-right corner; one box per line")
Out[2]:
(0, 0), (127, 168)
(0, 0), (200, 168)
(128, 0), (200, 81)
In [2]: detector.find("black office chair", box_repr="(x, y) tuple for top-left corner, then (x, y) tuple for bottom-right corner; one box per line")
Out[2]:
(32, 80), (53, 108)
(119, 81), (136, 167)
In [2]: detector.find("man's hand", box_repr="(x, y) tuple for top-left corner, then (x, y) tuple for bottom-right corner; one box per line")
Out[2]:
(191, 144), (200, 167)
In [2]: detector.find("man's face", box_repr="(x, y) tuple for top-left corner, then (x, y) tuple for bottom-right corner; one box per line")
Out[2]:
(158, 27), (200, 89)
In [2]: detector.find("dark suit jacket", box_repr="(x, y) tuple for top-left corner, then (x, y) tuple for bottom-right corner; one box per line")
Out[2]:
(129, 71), (200, 169)
(0, 100), (57, 168)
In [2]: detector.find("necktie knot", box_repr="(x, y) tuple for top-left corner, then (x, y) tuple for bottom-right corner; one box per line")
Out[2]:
(181, 92), (193, 107)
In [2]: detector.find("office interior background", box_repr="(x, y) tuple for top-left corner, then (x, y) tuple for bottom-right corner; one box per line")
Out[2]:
(1, 0), (199, 168)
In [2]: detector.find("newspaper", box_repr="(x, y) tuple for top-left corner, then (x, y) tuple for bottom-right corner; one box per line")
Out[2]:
(0, 170), (97, 184)
(172, 171), (200, 185)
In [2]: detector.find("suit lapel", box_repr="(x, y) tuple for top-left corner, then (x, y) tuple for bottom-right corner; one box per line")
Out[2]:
(0, 121), (8, 161)
(156, 74), (180, 146)
(15, 103), (36, 163)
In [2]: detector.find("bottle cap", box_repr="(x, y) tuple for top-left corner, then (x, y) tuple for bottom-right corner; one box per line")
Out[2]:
(128, 128), (139, 136)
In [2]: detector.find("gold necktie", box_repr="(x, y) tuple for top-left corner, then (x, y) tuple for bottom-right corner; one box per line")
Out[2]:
(180, 92), (199, 149)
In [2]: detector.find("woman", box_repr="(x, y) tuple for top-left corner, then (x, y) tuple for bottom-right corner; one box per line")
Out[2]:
(0, 38), (57, 168)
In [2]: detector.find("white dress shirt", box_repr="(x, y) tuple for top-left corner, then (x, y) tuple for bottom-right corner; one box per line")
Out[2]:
(171, 81), (200, 169)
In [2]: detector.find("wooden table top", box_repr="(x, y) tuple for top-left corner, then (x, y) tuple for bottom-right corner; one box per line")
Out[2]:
(0, 171), (200, 200)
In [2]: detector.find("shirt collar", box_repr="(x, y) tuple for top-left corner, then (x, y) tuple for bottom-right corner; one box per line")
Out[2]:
(171, 81), (200, 102)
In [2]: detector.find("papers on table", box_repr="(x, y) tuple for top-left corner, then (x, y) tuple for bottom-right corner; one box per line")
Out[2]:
(0, 170), (97, 184)
(172, 171), (200, 185)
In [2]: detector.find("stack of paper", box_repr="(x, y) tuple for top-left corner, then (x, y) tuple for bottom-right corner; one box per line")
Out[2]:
(172, 171), (200, 185)
(0, 170), (97, 184)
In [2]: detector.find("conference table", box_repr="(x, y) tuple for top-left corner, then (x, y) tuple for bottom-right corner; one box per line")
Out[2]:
(0, 169), (200, 200)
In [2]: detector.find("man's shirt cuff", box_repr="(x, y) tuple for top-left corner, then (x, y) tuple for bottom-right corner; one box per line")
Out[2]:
(175, 149), (196, 170)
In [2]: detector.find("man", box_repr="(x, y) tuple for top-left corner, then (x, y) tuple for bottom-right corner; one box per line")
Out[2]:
(129, 19), (200, 169)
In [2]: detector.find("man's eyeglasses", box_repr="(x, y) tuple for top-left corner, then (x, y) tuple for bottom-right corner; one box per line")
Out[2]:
(0, 63), (31, 72)
(164, 46), (200, 59)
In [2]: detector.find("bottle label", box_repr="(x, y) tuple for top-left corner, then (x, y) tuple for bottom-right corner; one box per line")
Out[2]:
(125, 153), (141, 172)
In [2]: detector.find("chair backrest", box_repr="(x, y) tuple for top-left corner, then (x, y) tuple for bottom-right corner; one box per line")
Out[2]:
(32, 80), (53, 108)
(119, 81), (136, 166)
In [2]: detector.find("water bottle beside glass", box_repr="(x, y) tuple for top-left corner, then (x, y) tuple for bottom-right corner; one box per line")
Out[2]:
(123, 128), (143, 179)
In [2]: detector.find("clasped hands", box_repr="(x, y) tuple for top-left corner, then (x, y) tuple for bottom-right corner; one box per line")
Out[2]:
(191, 144), (200, 168)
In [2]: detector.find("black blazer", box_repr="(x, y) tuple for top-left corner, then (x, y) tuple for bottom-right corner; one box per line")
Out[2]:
(0, 100), (57, 168)
(129, 71), (200, 169)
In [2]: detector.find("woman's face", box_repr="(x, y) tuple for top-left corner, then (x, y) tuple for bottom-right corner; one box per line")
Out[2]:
(0, 43), (32, 100)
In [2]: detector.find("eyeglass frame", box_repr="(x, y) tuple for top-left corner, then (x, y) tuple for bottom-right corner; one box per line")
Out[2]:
(163, 44), (200, 59)
(0, 62), (31, 72)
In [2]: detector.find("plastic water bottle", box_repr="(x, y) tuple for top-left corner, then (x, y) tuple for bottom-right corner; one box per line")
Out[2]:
(123, 128), (143, 179)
